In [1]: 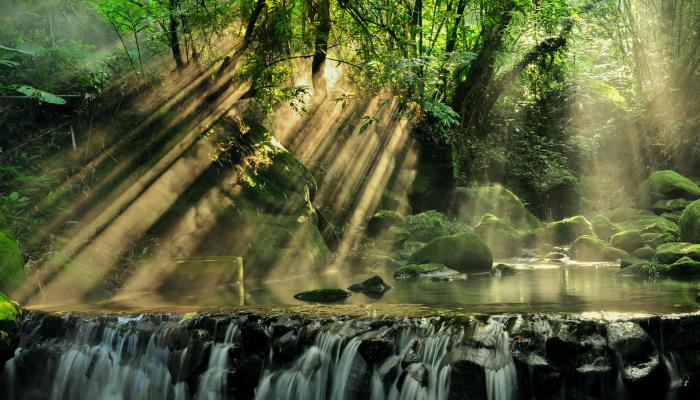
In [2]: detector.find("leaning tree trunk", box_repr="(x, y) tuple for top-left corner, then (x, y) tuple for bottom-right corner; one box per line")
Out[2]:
(168, 0), (185, 70)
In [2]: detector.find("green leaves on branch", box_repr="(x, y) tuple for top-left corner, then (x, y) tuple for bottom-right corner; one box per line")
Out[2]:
(12, 85), (67, 105)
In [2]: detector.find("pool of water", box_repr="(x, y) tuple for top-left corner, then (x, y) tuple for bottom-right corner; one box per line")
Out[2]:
(28, 259), (700, 314)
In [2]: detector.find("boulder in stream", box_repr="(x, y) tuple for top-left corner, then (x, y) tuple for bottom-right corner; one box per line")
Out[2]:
(407, 231), (492, 273)
(638, 170), (700, 207)
(348, 275), (392, 297)
(393, 263), (461, 279)
(680, 199), (700, 243)
(611, 230), (646, 253)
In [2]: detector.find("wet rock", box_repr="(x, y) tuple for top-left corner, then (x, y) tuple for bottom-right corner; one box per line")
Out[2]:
(272, 330), (300, 365)
(398, 362), (428, 389)
(443, 346), (489, 400)
(515, 353), (563, 399)
(294, 288), (351, 303)
(491, 263), (518, 276)
(474, 213), (522, 258)
(168, 331), (214, 386)
(347, 275), (391, 298)
(37, 314), (68, 339)
(239, 320), (270, 355)
(358, 329), (394, 364)
(546, 216), (595, 246)
(606, 322), (654, 363)
(590, 214), (618, 241)
(544, 252), (567, 260)
(394, 263), (460, 279)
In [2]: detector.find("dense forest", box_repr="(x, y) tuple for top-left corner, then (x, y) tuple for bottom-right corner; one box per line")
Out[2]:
(2, 1), (700, 399)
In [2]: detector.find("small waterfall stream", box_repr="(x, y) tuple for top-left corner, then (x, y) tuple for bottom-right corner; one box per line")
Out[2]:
(1, 311), (694, 400)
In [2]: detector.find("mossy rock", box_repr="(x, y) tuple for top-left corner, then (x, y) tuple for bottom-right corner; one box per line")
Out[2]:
(394, 263), (460, 279)
(0, 231), (24, 292)
(396, 241), (427, 260)
(0, 292), (20, 368)
(294, 288), (351, 303)
(664, 256), (700, 277)
(641, 232), (676, 249)
(347, 275), (391, 297)
(618, 261), (663, 277)
(408, 232), (492, 273)
(621, 258), (648, 269)
(473, 214), (521, 259)
(590, 214), (618, 242)
(449, 185), (541, 230)
(652, 199), (691, 214)
(679, 200), (700, 244)
(601, 247), (630, 262)
(570, 235), (606, 261)
(491, 263), (518, 276)
(638, 170), (700, 207)
(660, 212), (682, 224)
(545, 252), (567, 260)
(603, 208), (679, 236)
(366, 210), (405, 238)
(546, 216), (594, 246)
(630, 246), (656, 260)
(653, 242), (700, 264)
(400, 211), (468, 242)
(610, 230), (645, 253)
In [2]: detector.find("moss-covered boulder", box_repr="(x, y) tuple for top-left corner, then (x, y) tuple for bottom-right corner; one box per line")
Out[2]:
(653, 242), (700, 264)
(0, 231), (24, 292)
(473, 214), (521, 259)
(546, 216), (595, 245)
(610, 230), (645, 253)
(294, 288), (351, 303)
(590, 214), (618, 242)
(642, 232), (676, 249)
(0, 292), (21, 368)
(603, 208), (680, 237)
(570, 235), (607, 261)
(630, 246), (655, 260)
(449, 185), (541, 230)
(638, 170), (700, 207)
(400, 211), (468, 243)
(652, 199), (691, 214)
(193, 118), (331, 276)
(664, 256), (700, 277)
(601, 247), (630, 262)
(393, 263), (460, 279)
(679, 200), (700, 244)
(366, 210), (404, 238)
(408, 232), (492, 273)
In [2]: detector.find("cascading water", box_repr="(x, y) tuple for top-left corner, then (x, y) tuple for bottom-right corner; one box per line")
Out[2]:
(1, 311), (694, 400)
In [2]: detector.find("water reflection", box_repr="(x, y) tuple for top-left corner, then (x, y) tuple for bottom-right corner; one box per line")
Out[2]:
(30, 262), (700, 314)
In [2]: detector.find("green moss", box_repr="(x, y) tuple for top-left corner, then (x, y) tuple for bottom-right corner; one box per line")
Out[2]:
(652, 199), (691, 213)
(590, 214), (618, 241)
(400, 211), (468, 242)
(601, 247), (630, 262)
(610, 230), (645, 253)
(0, 292), (20, 324)
(630, 246), (655, 260)
(653, 242), (700, 264)
(665, 256), (700, 277)
(366, 210), (405, 237)
(679, 200), (700, 243)
(546, 216), (594, 245)
(570, 235), (606, 261)
(408, 232), (492, 273)
(449, 185), (541, 230)
(474, 214), (522, 259)
(0, 231), (24, 292)
(638, 170), (700, 207)
(294, 288), (351, 303)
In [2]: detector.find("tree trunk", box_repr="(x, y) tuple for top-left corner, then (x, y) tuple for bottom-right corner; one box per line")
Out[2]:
(215, 0), (266, 81)
(168, 0), (185, 70)
(312, 0), (331, 96)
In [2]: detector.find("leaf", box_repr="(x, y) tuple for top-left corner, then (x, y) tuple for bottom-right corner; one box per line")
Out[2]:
(13, 85), (68, 105)
(8, 192), (19, 202)
(0, 43), (43, 56)
(0, 60), (20, 67)
(359, 116), (375, 134)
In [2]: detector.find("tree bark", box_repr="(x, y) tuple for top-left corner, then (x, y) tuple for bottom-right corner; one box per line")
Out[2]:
(312, 0), (331, 96)
(168, 0), (185, 70)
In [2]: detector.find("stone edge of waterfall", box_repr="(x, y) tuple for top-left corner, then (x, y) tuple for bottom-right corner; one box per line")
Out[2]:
(3, 309), (700, 399)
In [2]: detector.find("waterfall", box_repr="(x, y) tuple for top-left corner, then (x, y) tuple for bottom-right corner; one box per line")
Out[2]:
(194, 322), (240, 400)
(2, 311), (689, 400)
(483, 320), (518, 400)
